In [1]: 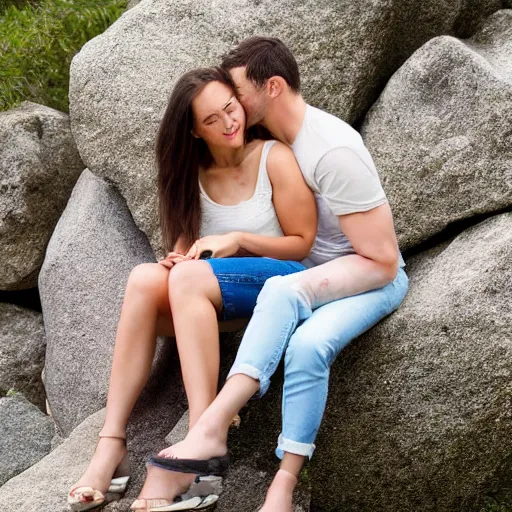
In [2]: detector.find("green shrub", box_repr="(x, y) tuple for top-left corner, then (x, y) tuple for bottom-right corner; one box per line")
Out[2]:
(0, 0), (127, 112)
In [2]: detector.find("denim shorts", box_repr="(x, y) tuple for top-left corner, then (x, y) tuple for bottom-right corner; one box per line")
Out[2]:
(206, 257), (306, 321)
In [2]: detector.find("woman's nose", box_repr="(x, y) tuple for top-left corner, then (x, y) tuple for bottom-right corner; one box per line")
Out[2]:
(222, 113), (235, 131)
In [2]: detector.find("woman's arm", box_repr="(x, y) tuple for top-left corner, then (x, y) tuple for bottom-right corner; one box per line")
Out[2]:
(233, 142), (317, 261)
(185, 142), (317, 262)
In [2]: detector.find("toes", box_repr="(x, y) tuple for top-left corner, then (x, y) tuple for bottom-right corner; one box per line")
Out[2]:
(157, 446), (175, 458)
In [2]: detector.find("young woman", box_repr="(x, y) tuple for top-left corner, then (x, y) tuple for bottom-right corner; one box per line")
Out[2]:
(67, 67), (316, 511)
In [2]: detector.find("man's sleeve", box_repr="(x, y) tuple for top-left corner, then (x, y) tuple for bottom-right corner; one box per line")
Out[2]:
(315, 146), (388, 215)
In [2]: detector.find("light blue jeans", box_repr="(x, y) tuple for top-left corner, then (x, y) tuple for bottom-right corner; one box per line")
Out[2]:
(227, 266), (409, 459)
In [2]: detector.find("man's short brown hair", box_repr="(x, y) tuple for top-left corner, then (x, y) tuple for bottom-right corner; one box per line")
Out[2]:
(221, 36), (300, 93)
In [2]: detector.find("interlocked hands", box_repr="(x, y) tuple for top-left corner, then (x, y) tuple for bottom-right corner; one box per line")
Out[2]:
(158, 233), (241, 269)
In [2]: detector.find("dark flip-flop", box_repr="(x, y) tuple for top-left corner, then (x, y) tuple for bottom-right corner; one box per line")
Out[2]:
(148, 455), (230, 477)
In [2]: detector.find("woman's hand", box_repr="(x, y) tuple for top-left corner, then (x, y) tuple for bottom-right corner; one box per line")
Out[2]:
(158, 251), (191, 269)
(186, 233), (241, 259)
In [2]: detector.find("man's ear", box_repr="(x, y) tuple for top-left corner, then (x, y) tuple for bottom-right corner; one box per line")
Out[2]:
(267, 76), (286, 99)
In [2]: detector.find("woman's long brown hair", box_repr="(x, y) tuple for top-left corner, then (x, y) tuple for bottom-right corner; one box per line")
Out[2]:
(156, 66), (271, 253)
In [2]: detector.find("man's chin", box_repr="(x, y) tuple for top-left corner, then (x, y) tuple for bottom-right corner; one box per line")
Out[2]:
(246, 118), (258, 128)
(246, 114), (265, 128)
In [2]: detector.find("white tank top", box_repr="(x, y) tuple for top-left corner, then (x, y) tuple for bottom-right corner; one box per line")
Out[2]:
(199, 140), (284, 238)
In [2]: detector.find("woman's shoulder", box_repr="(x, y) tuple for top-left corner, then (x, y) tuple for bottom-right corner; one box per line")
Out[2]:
(264, 139), (296, 166)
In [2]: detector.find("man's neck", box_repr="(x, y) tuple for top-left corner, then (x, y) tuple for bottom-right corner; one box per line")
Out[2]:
(262, 94), (307, 146)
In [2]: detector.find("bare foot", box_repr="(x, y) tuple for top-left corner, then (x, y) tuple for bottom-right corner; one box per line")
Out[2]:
(136, 465), (195, 504)
(158, 417), (228, 460)
(136, 419), (228, 503)
(70, 437), (127, 494)
(259, 469), (297, 512)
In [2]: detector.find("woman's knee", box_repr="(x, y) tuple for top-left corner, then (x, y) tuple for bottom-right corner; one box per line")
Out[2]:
(127, 262), (168, 296)
(167, 260), (216, 297)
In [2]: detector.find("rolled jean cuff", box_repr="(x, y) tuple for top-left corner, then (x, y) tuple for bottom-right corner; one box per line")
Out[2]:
(226, 363), (270, 398)
(275, 434), (316, 460)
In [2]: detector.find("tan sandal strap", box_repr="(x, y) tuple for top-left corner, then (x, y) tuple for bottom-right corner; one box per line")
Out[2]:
(98, 434), (126, 440)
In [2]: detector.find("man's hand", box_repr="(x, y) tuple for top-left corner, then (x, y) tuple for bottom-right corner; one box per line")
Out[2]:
(186, 233), (241, 259)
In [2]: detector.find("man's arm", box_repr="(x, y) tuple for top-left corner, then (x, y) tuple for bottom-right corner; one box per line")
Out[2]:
(273, 147), (400, 310)
(336, 202), (399, 289)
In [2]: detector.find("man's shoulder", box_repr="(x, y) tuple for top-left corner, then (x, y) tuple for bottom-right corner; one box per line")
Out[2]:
(305, 104), (355, 133)
(302, 105), (362, 150)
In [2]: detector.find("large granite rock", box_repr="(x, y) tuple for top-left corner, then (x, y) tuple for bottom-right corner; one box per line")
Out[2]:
(0, 303), (46, 409)
(69, 0), (502, 254)
(0, 332), (190, 512)
(0, 408), (107, 511)
(311, 212), (512, 511)
(39, 169), (157, 436)
(0, 102), (84, 290)
(362, 10), (512, 250)
(0, 395), (54, 486)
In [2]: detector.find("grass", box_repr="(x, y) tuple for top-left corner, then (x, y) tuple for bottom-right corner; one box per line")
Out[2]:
(0, 0), (127, 112)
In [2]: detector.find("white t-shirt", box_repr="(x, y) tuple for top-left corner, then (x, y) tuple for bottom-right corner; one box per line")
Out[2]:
(291, 104), (404, 268)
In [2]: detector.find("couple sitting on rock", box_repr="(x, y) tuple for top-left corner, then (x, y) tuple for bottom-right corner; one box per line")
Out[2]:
(68, 36), (408, 512)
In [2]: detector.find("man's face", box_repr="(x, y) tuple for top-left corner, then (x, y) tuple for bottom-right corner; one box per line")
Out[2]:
(229, 66), (268, 128)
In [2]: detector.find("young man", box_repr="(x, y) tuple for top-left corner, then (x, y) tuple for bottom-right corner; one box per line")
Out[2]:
(134, 37), (408, 511)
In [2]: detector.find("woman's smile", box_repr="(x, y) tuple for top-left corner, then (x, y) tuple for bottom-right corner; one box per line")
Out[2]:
(223, 126), (240, 139)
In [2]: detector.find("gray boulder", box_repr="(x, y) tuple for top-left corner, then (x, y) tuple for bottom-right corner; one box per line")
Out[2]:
(0, 395), (54, 486)
(0, 102), (84, 290)
(39, 169), (157, 436)
(362, 10), (512, 250)
(0, 408), (105, 511)
(0, 303), (46, 409)
(311, 212), (512, 511)
(69, 0), (502, 254)
(0, 341), (189, 512)
(126, 0), (141, 9)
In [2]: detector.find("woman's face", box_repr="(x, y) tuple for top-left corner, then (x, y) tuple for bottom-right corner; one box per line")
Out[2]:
(191, 81), (246, 149)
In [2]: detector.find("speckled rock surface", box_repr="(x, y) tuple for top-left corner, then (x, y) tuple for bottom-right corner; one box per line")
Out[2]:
(0, 336), (191, 512)
(311, 213), (512, 511)
(0, 303), (46, 409)
(0, 395), (54, 486)
(39, 169), (158, 436)
(69, 0), (502, 255)
(0, 408), (105, 511)
(0, 102), (84, 290)
(362, 10), (512, 250)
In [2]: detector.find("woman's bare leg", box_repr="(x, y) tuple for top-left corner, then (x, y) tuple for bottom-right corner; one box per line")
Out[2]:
(137, 260), (227, 500)
(169, 261), (223, 426)
(70, 263), (175, 494)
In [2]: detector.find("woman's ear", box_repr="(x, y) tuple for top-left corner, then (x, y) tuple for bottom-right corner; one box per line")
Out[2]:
(190, 129), (200, 139)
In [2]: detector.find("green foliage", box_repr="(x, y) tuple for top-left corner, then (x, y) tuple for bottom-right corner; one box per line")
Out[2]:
(0, 0), (127, 112)
(0, 0), (39, 15)
(480, 497), (512, 512)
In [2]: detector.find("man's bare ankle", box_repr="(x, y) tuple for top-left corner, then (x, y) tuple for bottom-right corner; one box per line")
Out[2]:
(272, 469), (298, 491)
